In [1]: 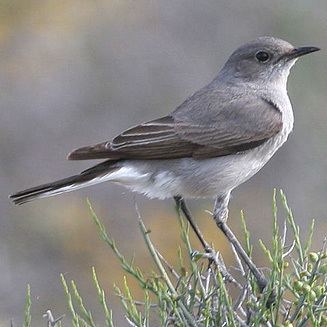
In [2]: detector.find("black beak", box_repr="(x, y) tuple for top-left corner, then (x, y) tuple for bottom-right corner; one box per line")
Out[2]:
(286, 46), (320, 60)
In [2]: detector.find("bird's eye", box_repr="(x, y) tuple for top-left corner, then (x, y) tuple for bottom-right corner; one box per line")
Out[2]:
(255, 51), (270, 63)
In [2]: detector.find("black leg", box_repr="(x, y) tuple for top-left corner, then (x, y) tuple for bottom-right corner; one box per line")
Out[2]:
(174, 196), (209, 250)
(213, 193), (268, 292)
(174, 196), (247, 290)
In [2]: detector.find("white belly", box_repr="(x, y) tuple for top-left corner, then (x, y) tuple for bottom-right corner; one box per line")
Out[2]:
(107, 127), (291, 199)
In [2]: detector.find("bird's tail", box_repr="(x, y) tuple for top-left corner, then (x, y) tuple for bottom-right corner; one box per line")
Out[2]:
(10, 161), (118, 205)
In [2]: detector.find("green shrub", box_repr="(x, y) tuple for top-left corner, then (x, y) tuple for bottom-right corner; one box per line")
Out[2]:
(22, 191), (327, 326)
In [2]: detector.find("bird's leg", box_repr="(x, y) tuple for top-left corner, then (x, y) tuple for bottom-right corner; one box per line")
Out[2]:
(213, 193), (268, 293)
(174, 196), (209, 250)
(174, 196), (244, 288)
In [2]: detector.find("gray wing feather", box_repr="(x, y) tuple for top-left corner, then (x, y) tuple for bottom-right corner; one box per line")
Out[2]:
(67, 89), (282, 161)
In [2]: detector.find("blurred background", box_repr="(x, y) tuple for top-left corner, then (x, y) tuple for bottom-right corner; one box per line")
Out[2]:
(1, 0), (327, 325)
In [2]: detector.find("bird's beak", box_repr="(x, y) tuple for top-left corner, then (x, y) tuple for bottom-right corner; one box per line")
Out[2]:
(286, 46), (320, 60)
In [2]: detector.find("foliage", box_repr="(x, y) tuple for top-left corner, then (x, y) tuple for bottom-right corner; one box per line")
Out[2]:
(22, 191), (327, 326)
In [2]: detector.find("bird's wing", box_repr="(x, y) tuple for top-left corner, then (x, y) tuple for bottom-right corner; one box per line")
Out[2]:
(67, 91), (282, 161)
(67, 116), (195, 160)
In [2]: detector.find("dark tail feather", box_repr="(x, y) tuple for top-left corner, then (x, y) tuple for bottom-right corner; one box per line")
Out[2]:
(10, 161), (118, 205)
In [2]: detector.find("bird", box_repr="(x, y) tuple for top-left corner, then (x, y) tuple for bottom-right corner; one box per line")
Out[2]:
(10, 36), (319, 292)
(10, 37), (319, 209)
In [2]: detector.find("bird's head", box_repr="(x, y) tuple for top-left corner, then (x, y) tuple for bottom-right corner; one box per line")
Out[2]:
(219, 36), (319, 87)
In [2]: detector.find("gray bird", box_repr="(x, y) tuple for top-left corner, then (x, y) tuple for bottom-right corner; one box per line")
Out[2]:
(10, 36), (318, 208)
(10, 36), (319, 291)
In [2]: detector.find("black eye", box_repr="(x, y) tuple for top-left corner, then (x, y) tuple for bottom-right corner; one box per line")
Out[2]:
(255, 51), (270, 62)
